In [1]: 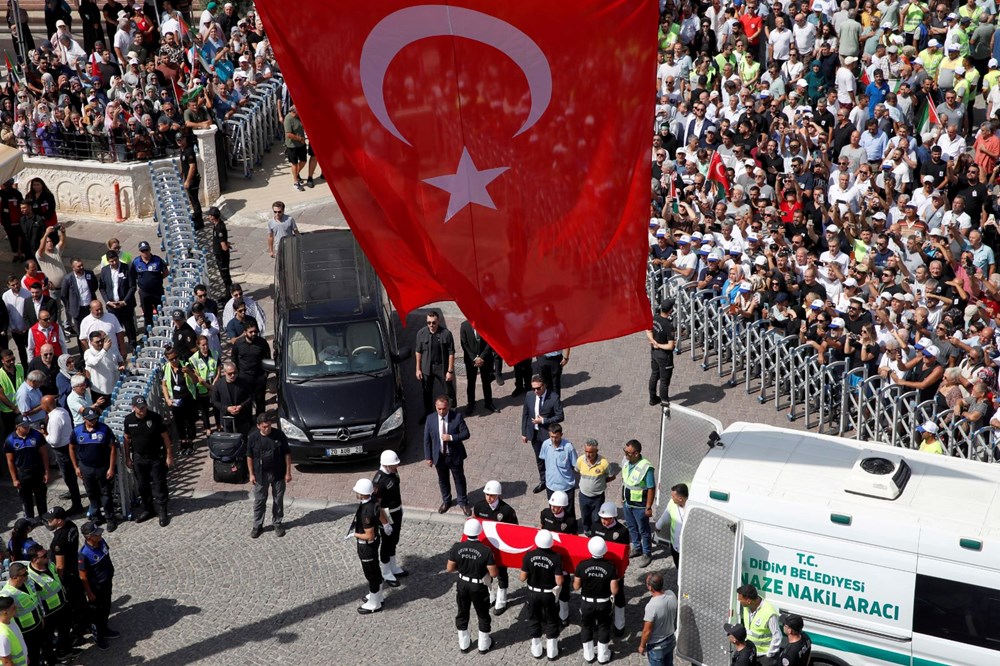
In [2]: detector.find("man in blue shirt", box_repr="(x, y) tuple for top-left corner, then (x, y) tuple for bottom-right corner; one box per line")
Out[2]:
(13, 371), (45, 424)
(128, 241), (168, 330)
(865, 68), (890, 114)
(69, 408), (118, 532)
(3, 415), (49, 517)
(78, 521), (119, 649)
(539, 424), (579, 518)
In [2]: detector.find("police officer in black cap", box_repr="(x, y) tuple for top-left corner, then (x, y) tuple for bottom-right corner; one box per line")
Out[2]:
(592, 501), (631, 635)
(519, 529), (564, 660)
(170, 309), (198, 360)
(207, 206), (232, 294)
(725, 622), (759, 665)
(3, 414), (50, 518)
(43, 506), (87, 641)
(646, 298), (676, 407)
(574, 536), (619, 664)
(472, 479), (518, 616)
(777, 614), (811, 666)
(129, 240), (168, 328)
(176, 132), (203, 229)
(122, 396), (174, 526)
(446, 519), (499, 654)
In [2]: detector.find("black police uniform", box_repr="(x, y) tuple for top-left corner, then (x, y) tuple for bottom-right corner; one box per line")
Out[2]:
(778, 635), (812, 666)
(130, 253), (167, 328)
(3, 428), (48, 517)
(541, 508), (578, 609)
(731, 642), (760, 665)
(78, 534), (114, 642)
(520, 546), (562, 640)
(211, 217), (232, 293)
(473, 499), (518, 596)
(171, 321), (198, 360)
(447, 538), (495, 635)
(649, 310), (675, 404)
(123, 409), (170, 521)
(69, 422), (117, 526)
(575, 556), (617, 648)
(372, 467), (403, 571)
(592, 520), (631, 624)
(179, 141), (203, 229)
(353, 499), (382, 595)
(50, 519), (86, 636)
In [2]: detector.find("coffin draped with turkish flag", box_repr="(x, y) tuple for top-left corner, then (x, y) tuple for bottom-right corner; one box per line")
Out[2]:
(464, 520), (629, 577)
(255, 0), (656, 362)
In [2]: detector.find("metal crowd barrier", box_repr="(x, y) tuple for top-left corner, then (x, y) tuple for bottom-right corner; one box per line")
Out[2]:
(647, 262), (1000, 463)
(104, 157), (209, 518)
(223, 78), (285, 179)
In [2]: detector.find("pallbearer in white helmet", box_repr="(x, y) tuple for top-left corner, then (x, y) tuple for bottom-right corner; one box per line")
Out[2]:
(471, 479), (519, 615)
(354, 478), (386, 614)
(591, 501), (630, 635)
(574, 536), (620, 664)
(372, 449), (407, 586)
(519, 529), (564, 660)
(446, 519), (500, 654)
(540, 489), (578, 626)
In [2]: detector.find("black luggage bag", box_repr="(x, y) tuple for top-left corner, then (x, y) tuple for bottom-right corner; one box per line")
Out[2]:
(209, 417), (248, 484)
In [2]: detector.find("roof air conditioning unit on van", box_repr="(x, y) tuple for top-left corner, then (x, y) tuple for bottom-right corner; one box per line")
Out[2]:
(844, 450), (912, 500)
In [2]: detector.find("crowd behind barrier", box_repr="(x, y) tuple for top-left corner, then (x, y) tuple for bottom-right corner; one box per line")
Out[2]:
(222, 76), (283, 178)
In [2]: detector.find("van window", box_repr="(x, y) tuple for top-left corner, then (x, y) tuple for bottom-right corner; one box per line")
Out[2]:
(284, 321), (388, 378)
(913, 574), (1000, 652)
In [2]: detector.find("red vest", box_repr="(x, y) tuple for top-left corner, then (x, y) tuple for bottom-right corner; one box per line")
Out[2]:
(30, 323), (62, 357)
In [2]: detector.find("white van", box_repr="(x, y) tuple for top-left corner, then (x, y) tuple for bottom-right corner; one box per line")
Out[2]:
(676, 421), (1000, 666)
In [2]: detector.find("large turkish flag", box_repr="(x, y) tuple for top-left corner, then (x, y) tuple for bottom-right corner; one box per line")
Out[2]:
(256, 1), (656, 361)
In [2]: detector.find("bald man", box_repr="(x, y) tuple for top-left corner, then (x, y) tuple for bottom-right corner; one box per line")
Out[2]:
(43, 394), (83, 513)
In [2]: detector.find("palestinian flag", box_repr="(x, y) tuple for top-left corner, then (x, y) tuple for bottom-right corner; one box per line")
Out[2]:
(3, 51), (17, 93)
(916, 99), (941, 136)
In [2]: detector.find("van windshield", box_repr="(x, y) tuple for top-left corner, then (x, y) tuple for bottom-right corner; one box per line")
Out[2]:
(284, 321), (389, 378)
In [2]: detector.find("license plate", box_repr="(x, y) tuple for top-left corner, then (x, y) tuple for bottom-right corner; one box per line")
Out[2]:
(326, 446), (363, 457)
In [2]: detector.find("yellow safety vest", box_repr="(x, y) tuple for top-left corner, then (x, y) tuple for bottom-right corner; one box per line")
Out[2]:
(0, 582), (43, 632)
(189, 352), (219, 395)
(902, 4), (924, 32)
(0, 622), (26, 666)
(0, 365), (24, 413)
(26, 563), (67, 615)
(742, 599), (779, 656)
(163, 361), (197, 398)
(622, 458), (653, 506)
(665, 500), (683, 547)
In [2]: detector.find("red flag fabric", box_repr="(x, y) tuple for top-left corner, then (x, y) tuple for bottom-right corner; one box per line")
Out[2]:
(255, 1), (655, 362)
(707, 151), (730, 194)
(464, 520), (629, 576)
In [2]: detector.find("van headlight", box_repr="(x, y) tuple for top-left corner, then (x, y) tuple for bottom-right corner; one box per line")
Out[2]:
(279, 418), (309, 441)
(377, 407), (404, 436)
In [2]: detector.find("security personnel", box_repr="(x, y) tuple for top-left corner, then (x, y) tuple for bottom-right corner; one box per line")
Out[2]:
(353, 478), (385, 615)
(68, 408), (118, 531)
(0, 349), (25, 439)
(592, 501), (631, 636)
(207, 207), (232, 294)
(129, 240), (168, 329)
(778, 614), (812, 665)
(44, 506), (86, 642)
(737, 583), (781, 662)
(189, 335), (220, 432)
(3, 415), (50, 518)
(472, 479), (519, 615)
(655, 482), (688, 568)
(646, 298), (675, 407)
(176, 132), (203, 229)
(26, 544), (73, 662)
(725, 622), (759, 665)
(0, 597), (27, 666)
(519, 529), (563, 660)
(540, 490), (577, 626)
(0, 563), (44, 665)
(122, 396), (174, 526)
(621, 439), (656, 568)
(372, 450), (407, 587)
(78, 521), (118, 650)
(574, 536), (619, 664)
(446, 519), (499, 654)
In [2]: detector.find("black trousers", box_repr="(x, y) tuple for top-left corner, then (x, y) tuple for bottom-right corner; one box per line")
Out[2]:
(379, 508), (402, 564)
(435, 456), (468, 506)
(495, 566), (509, 590)
(109, 305), (137, 346)
(358, 540), (383, 593)
(79, 464), (114, 520)
(2, 221), (24, 254)
(139, 291), (162, 329)
(187, 185), (204, 229)
(579, 492), (603, 535)
(90, 579), (113, 637)
(526, 590), (560, 638)
(538, 354), (564, 394)
(0, 410), (13, 446)
(649, 353), (673, 402)
(21, 625), (43, 666)
(421, 364), (454, 414)
(214, 251), (232, 294)
(241, 374), (267, 416)
(11, 330), (28, 368)
(43, 605), (72, 657)
(529, 432), (546, 485)
(133, 457), (168, 515)
(170, 398), (197, 443)
(513, 359), (532, 391)
(15, 468), (47, 517)
(670, 545), (680, 569)
(195, 392), (216, 430)
(52, 446), (82, 506)
(63, 577), (89, 636)
(455, 580), (491, 632)
(463, 359), (493, 406)
(580, 600), (613, 644)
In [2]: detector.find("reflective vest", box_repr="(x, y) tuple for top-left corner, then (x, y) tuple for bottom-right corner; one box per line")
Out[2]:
(163, 361), (197, 398)
(665, 500), (684, 548)
(918, 49), (944, 78)
(0, 581), (43, 632)
(0, 365), (24, 413)
(902, 4), (924, 32)
(0, 622), (26, 666)
(26, 563), (67, 615)
(189, 352), (219, 395)
(742, 599), (778, 656)
(29, 323), (62, 358)
(622, 458), (653, 506)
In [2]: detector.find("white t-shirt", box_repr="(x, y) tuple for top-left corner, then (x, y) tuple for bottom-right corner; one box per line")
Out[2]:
(768, 28), (794, 62)
(792, 21), (817, 53)
(836, 67), (856, 104)
(79, 314), (125, 356)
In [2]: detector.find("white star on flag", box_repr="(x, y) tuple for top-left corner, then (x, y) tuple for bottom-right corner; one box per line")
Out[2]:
(423, 148), (509, 222)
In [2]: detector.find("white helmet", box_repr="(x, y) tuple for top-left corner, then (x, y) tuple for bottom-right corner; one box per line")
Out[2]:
(483, 480), (502, 495)
(379, 450), (401, 466)
(353, 478), (374, 495)
(535, 529), (554, 549)
(598, 501), (618, 519)
(549, 491), (569, 507)
(463, 518), (483, 538)
(588, 536), (608, 558)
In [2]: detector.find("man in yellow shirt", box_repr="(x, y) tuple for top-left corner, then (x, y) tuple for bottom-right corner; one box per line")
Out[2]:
(917, 421), (945, 454)
(573, 438), (619, 536)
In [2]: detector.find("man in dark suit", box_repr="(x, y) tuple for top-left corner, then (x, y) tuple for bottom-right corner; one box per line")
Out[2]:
(521, 374), (564, 494)
(22, 281), (59, 330)
(99, 250), (137, 346)
(459, 320), (497, 415)
(60, 258), (100, 331)
(423, 394), (472, 516)
(210, 361), (254, 435)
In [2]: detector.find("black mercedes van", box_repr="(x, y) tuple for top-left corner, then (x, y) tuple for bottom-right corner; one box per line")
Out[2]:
(263, 229), (410, 463)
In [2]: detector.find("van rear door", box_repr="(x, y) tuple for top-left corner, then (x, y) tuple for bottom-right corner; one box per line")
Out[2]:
(677, 507), (743, 666)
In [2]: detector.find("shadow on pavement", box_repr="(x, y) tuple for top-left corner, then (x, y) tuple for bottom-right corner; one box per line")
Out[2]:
(562, 384), (622, 408)
(559, 370), (591, 389)
(106, 597), (202, 665)
(672, 382), (727, 405)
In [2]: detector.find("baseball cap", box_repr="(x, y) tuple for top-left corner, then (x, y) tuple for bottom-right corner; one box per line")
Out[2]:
(829, 317), (845, 329)
(947, 12), (958, 19)
(708, 249), (724, 261)
(948, 44), (960, 52)
(826, 224), (840, 234)
(775, 293), (789, 303)
(42, 507), (67, 520)
(724, 623), (747, 641)
(82, 407), (99, 421)
(844, 278), (859, 288)
(132, 395), (148, 407)
(655, 228), (667, 238)
(677, 235), (690, 245)
(754, 255), (768, 267)
(81, 521), (103, 537)
(928, 39), (940, 48)
(873, 212), (887, 220)
(923, 175), (935, 183)
(922, 345), (940, 358)
(991, 59), (999, 68)
(781, 614), (805, 632)
(810, 299), (825, 310)
(738, 281), (753, 293)
(844, 56), (858, 65)
(916, 420), (939, 434)
(138, 241), (151, 251)
(955, 66), (966, 75)
(172, 309), (186, 321)
(914, 337), (931, 351)
(15, 414), (31, 426)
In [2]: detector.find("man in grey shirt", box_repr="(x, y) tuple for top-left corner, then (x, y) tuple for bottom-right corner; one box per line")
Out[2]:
(267, 200), (300, 258)
(638, 572), (678, 665)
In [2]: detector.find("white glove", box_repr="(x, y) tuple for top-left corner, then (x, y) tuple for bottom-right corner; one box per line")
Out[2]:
(382, 524), (393, 536)
(551, 585), (561, 600)
(482, 574), (494, 587)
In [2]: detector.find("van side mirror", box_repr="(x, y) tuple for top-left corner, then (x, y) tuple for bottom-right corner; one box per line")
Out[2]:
(262, 358), (277, 372)
(392, 346), (412, 363)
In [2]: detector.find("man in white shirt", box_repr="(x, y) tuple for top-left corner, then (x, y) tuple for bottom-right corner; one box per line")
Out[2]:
(2, 277), (30, 367)
(221, 283), (267, 336)
(792, 13), (817, 54)
(935, 123), (966, 160)
(42, 394), (83, 512)
(0, 597), (27, 666)
(768, 16), (794, 66)
(83, 331), (123, 403)
(837, 57), (859, 107)
(78, 300), (125, 355)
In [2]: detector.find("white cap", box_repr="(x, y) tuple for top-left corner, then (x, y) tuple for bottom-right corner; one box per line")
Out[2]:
(352, 478), (374, 495)
(915, 337), (932, 350)
(810, 299), (825, 310)
(917, 421), (938, 434)
(955, 66), (966, 75)
(598, 502), (618, 519)
(844, 56), (858, 65)
(873, 212), (887, 220)
(991, 58), (999, 68)
(549, 491), (569, 507)
(738, 281), (753, 293)
(484, 480), (502, 495)
(754, 255), (768, 267)
(826, 224), (840, 234)
(379, 449), (400, 466)
(463, 518), (483, 537)
(535, 529), (554, 549)
(928, 39), (940, 47)
(239, 55), (249, 63)
(923, 344), (941, 357)
(844, 277), (858, 287)
(830, 317), (845, 329)
(588, 536), (608, 558)
(796, 79), (807, 88)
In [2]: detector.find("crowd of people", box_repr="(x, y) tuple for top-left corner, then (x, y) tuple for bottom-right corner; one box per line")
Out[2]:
(648, 0), (1000, 450)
